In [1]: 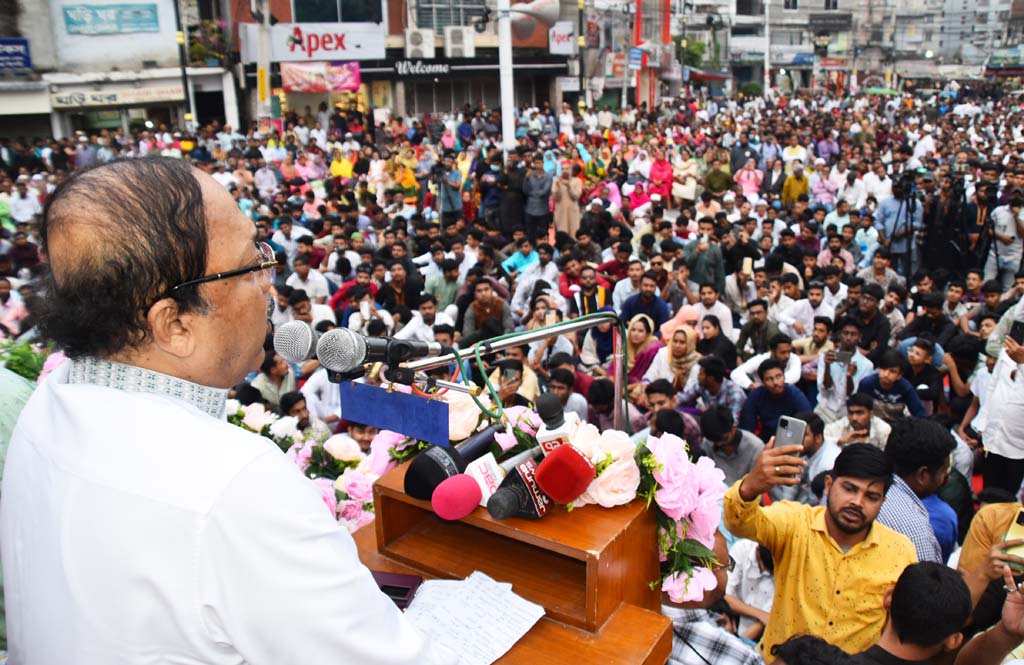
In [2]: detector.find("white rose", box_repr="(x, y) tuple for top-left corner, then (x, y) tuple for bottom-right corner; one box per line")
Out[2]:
(586, 456), (640, 508)
(269, 416), (300, 440)
(224, 398), (241, 416)
(324, 434), (365, 462)
(444, 390), (491, 442)
(597, 429), (635, 462)
(569, 422), (605, 464)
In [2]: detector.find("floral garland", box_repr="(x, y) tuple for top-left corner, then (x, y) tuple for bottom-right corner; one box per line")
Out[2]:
(225, 399), (377, 532)
(227, 387), (724, 603)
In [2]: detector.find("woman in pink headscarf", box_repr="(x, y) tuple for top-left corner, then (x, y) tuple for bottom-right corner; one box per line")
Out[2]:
(647, 148), (674, 205)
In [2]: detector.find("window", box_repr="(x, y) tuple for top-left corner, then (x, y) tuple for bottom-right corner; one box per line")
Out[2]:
(824, 0), (838, 9)
(414, 0), (487, 31)
(736, 0), (763, 16)
(293, 0), (383, 23)
(784, 0), (798, 9)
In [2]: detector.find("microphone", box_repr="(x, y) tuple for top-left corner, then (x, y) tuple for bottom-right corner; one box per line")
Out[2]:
(273, 320), (319, 363)
(486, 454), (552, 520)
(430, 447), (542, 521)
(534, 444), (596, 505)
(316, 328), (452, 374)
(403, 424), (503, 500)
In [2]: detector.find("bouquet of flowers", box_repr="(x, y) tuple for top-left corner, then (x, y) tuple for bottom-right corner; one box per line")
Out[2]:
(224, 399), (379, 531)
(639, 433), (725, 603)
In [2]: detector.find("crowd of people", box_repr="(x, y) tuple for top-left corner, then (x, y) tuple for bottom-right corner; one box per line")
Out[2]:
(6, 81), (1024, 664)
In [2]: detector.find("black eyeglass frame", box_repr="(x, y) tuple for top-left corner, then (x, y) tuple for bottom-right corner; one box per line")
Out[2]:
(151, 242), (278, 306)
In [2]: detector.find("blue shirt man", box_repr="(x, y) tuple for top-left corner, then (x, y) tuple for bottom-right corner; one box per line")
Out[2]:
(619, 273), (672, 332)
(738, 359), (812, 441)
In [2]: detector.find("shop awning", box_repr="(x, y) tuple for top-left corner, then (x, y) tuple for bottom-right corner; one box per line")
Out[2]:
(686, 67), (731, 81)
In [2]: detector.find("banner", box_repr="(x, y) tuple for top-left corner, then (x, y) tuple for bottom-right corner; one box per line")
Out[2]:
(62, 4), (159, 35)
(548, 21), (576, 56)
(281, 62), (361, 93)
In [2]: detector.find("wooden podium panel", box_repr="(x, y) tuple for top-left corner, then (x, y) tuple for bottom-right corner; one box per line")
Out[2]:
(352, 525), (673, 665)
(374, 461), (662, 632)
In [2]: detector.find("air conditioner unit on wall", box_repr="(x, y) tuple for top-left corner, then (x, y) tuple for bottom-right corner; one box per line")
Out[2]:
(405, 28), (436, 59)
(444, 26), (476, 58)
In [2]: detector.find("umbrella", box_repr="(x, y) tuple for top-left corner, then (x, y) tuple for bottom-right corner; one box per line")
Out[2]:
(865, 87), (900, 96)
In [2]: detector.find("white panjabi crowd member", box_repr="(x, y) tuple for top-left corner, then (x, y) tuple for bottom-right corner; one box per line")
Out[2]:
(0, 159), (455, 663)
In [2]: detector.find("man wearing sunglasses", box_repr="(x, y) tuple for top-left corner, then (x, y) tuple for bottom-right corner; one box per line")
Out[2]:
(0, 158), (451, 663)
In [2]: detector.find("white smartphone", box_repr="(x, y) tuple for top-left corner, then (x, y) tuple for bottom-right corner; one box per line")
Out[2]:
(777, 416), (808, 450)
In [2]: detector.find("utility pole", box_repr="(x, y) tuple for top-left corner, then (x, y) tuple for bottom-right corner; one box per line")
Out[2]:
(578, 0), (587, 109)
(253, 0), (272, 122)
(763, 0), (771, 96)
(172, 0), (196, 130)
(497, 0), (516, 151)
(885, 0), (897, 87)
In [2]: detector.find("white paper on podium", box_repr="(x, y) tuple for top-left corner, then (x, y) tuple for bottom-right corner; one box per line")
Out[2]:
(404, 571), (545, 665)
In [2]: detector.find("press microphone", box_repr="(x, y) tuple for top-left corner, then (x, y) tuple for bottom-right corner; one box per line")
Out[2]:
(430, 447), (542, 521)
(534, 444), (596, 505)
(316, 328), (452, 374)
(403, 424), (503, 500)
(273, 320), (319, 363)
(486, 454), (552, 520)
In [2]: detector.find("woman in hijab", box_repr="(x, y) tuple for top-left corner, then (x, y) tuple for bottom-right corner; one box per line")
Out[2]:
(696, 315), (738, 369)
(628, 149), (652, 184)
(585, 146), (609, 188)
(643, 326), (702, 392)
(608, 148), (629, 188)
(648, 148), (674, 205)
(543, 150), (562, 176)
(615, 314), (664, 404)
(672, 147), (699, 207)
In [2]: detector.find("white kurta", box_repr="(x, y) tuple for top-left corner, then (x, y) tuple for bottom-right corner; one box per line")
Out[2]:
(1, 359), (453, 664)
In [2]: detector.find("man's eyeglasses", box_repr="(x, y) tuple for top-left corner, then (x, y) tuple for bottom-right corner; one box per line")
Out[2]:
(712, 555), (736, 573)
(153, 241), (278, 304)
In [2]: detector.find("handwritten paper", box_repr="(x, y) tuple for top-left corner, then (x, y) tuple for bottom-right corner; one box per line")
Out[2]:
(405, 571), (545, 664)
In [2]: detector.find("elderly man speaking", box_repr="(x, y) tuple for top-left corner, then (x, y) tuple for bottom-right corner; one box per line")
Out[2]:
(0, 159), (453, 664)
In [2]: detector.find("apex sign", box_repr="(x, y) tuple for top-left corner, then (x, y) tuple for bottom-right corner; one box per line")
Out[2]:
(240, 22), (385, 63)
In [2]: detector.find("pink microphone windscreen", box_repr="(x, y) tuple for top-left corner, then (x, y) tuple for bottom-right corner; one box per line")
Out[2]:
(431, 474), (483, 521)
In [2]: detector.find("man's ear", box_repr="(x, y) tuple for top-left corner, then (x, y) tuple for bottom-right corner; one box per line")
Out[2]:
(941, 632), (964, 652)
(146, 298), (197, 359)
(882, 585), (894, 611)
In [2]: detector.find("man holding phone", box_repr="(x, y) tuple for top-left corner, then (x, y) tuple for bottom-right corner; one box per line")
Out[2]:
(724, 443), (916, 657)
(816, 318), (875, 423)
(769, 412), (839, 506)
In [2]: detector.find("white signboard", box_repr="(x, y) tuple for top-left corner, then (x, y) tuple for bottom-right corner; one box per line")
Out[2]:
(240, 22), (386, 63)
(549, 21), (577, 56)
(557, 76), (580, 92)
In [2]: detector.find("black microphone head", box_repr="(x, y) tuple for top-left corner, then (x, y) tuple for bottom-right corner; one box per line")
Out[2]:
(404, 445), (468, 500)
(273, 320), (317, 364)
(486, 487), (520, 520)
(316, 327), (367, 372)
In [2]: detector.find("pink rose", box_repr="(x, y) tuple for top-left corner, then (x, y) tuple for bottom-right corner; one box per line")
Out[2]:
(324, 434), (364, 462)
(586, 456), (640, 508)
(313, 477), (337, 516)
(494, 429), (518, 452)
(241, 403), (276, 432)
(687, 495), (722, 550)
(286, 440), (314, 473)
(654, 474), (699, 521)
(694, 456), (727, 499)
(337, 500), (375, 532)
(367, 430), (408, 476)
(662, 567), (717, 604)
(337, 468), (376, 504)
(647, 433), (691, 490)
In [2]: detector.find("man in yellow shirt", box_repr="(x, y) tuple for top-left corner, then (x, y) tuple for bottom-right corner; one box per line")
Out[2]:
(724, 440), (917, 659)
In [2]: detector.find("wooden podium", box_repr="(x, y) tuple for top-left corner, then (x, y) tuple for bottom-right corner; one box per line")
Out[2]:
(352, 461), (673, 664)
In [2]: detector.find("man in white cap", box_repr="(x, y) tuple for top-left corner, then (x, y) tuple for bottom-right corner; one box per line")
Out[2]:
(913, 124), (937, 161)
